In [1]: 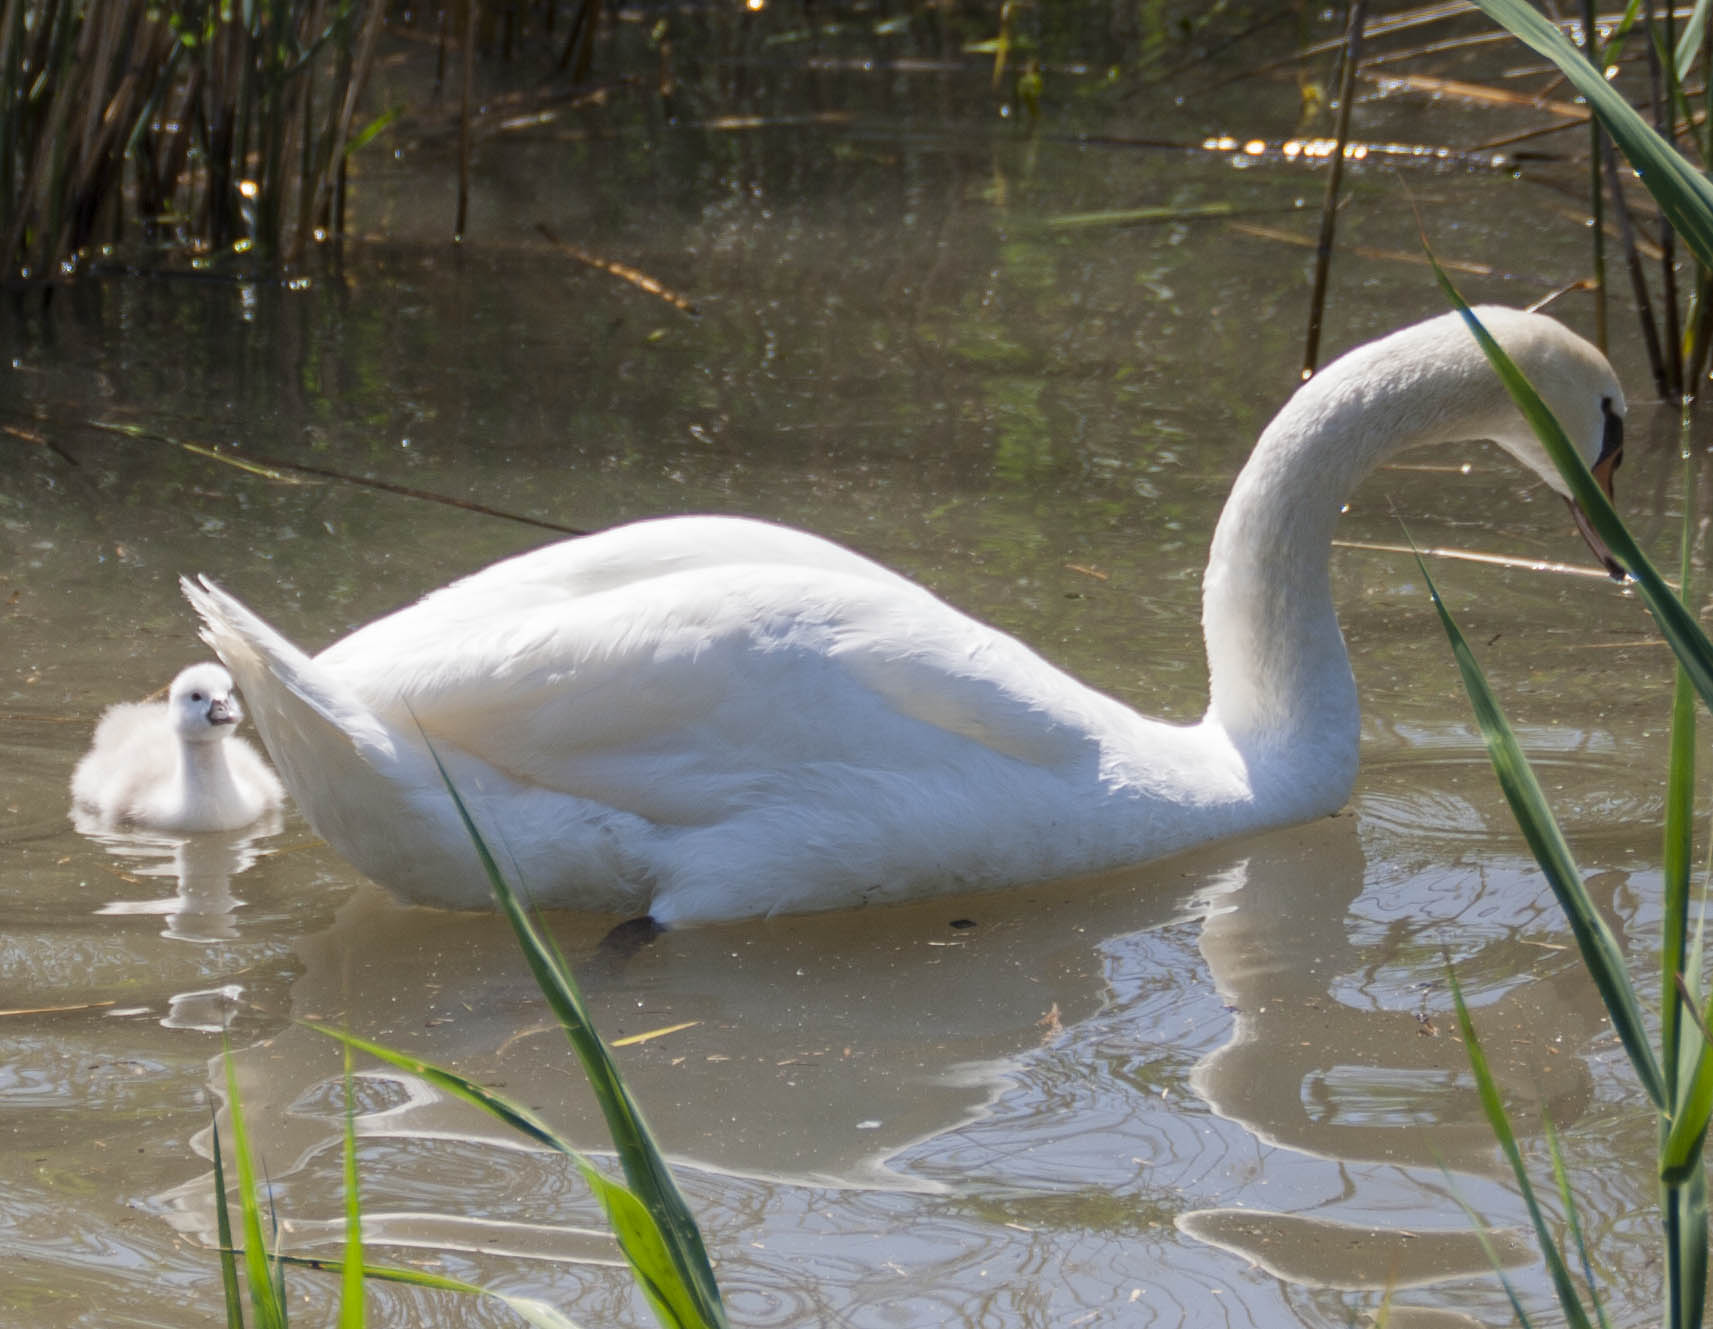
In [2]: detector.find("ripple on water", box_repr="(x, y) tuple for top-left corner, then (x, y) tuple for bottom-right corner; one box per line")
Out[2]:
(1359, 750), (1660, 847)
(1177, 1208), (1532, 1291)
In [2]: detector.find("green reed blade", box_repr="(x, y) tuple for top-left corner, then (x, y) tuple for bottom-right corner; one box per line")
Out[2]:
(309, 1024), (713, 1329)
(1469, 0), (1713, 274)
(1545, 1117), (1611, 1329)
(1442, 1180), (1537, 1328)
(1663, 1018), (1713, 1182)
(223, 1042), (289, 1327)
(1416, 543), (1664, 1107)
(271, 1253), (588, 1329)
(1664, 431), (1698, 1106)
(1433, 272), (1713, 755)
(1676, 0), (1713, 80)
(1450, 970), (1599, 1329)
(1666, 1165), (1708, 1329)
(209, 1100), (246, 1329)
(419, 739), (728, 1329)
(337, 1043), (364, 1329)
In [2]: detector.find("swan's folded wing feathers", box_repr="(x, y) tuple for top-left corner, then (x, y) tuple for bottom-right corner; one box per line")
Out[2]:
(322, 564), (1107, 822)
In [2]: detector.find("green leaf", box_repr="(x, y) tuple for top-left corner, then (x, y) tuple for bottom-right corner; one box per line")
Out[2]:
(1544, 1117), (1611, 1329)
(1469, 0), (1713, 273)
(419, 739), (728, 1328)
(271, 1254), (589, 1329)
(1434, 269), (1713, 726)
(1664, 431), (1699, 1106)
(337, 1043), (365, 1329)
(307, 1025), (714, 1329)
(1418, 545), (1664, 1108)
(224, 1043), (290, 1327)
(1663, 1019), (1713, 1183)
(1449, 970), (1598, 1329)
(344, 107), (399, 157)
(209, 1103), (246, 1329)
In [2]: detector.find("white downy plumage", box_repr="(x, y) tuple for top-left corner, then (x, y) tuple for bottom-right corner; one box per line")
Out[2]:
(71, 663), (284, 833)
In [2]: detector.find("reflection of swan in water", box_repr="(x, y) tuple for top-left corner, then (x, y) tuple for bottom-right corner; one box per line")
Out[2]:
(156, 869), (1206, 1258)
(155, 808), (1614, 1313)
(1177, 799), (1608, 1302)
(85, 809), (281, 943)
(184, 309), (1623, 924)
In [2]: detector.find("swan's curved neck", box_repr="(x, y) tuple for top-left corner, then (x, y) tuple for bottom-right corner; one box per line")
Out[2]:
(1200, 333), (1505, 800)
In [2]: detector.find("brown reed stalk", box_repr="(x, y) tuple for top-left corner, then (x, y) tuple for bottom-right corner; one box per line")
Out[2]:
(1302, 0), (1366, 379)
(0, 0), (386, 284)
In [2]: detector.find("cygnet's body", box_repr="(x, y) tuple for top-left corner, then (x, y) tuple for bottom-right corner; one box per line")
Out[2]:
(183, 307), (1625, 925)
(71, 663), (285, 833)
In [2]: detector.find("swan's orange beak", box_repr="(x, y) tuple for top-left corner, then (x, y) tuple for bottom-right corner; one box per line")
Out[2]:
(1569, 405), (1625, 582)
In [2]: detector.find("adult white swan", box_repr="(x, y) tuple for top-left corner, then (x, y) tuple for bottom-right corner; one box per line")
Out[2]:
(184, 307), (1624, 925)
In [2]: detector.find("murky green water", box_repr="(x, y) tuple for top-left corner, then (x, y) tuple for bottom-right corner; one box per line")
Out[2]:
(0, 9), (1701, 1327)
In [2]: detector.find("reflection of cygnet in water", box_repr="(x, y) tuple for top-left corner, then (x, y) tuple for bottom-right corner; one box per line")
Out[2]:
(71, 663), (284, 832)
(88, 813), (282, 943)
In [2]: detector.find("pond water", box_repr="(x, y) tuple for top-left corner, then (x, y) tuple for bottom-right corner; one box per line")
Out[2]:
(0, 8), (1702, 1327)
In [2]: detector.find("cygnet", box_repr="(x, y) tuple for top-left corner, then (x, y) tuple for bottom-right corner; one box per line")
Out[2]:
(70, 663), (285, 832)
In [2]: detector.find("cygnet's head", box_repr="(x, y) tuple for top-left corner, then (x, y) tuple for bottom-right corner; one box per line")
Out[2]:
(168, 663), (243, 743)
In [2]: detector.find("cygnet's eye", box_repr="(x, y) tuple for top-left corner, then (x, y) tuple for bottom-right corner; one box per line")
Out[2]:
(191, 692), (205, 702)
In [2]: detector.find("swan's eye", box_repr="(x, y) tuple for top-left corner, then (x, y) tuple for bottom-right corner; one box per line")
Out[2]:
(190, 692), (204, 702)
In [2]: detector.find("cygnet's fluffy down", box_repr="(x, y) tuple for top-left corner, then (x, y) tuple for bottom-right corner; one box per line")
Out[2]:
(70, 663), (285, 833)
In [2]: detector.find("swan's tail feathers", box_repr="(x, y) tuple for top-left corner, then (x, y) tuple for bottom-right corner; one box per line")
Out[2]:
(179, 575), (391, 766)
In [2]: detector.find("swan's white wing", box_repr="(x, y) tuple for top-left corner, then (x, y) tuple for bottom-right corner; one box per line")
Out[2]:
(319, 558), (1112, 827)
(180, 575), (409, 814)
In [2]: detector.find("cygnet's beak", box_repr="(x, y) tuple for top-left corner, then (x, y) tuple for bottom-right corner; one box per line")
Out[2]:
(207, 696), (239, 726)
(1568, 406), (1626, 582)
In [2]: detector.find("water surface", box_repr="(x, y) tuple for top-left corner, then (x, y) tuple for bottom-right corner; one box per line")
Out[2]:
(0, 11), (1695, 1327)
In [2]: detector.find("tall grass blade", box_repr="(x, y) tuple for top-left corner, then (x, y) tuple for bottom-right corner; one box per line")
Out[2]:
(1544, 1117), (1611, 1329)
(1417, 546), (1665, 1107)
(1663, 1018), (1713, 1181)
(1442, 1180), (1538, 1328)
(209, 1103), (246, 1329)
(270, 1254), (589, 1329)
(1468, 0), (1713, 273)
(337, 1043), (364, 1329)
(310, 1025), (715, 1329)
(419, 743), (728, 1328)
(224, 1042), (289, 1327)
(1449, 970), (1598, 1329)
(1670, 911), (1711, 1325)
(1663, 428), (1699, 1107)
(1432, 271), (1713, 738)
(1675, 0), (1712, 78)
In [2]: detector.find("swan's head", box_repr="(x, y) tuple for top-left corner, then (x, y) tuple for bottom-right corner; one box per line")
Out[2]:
(1460, 306), (1626, 578)
(169, 663), (243, 744)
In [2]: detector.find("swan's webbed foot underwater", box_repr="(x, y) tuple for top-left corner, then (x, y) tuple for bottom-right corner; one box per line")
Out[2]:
(598, 913), (664, 961)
